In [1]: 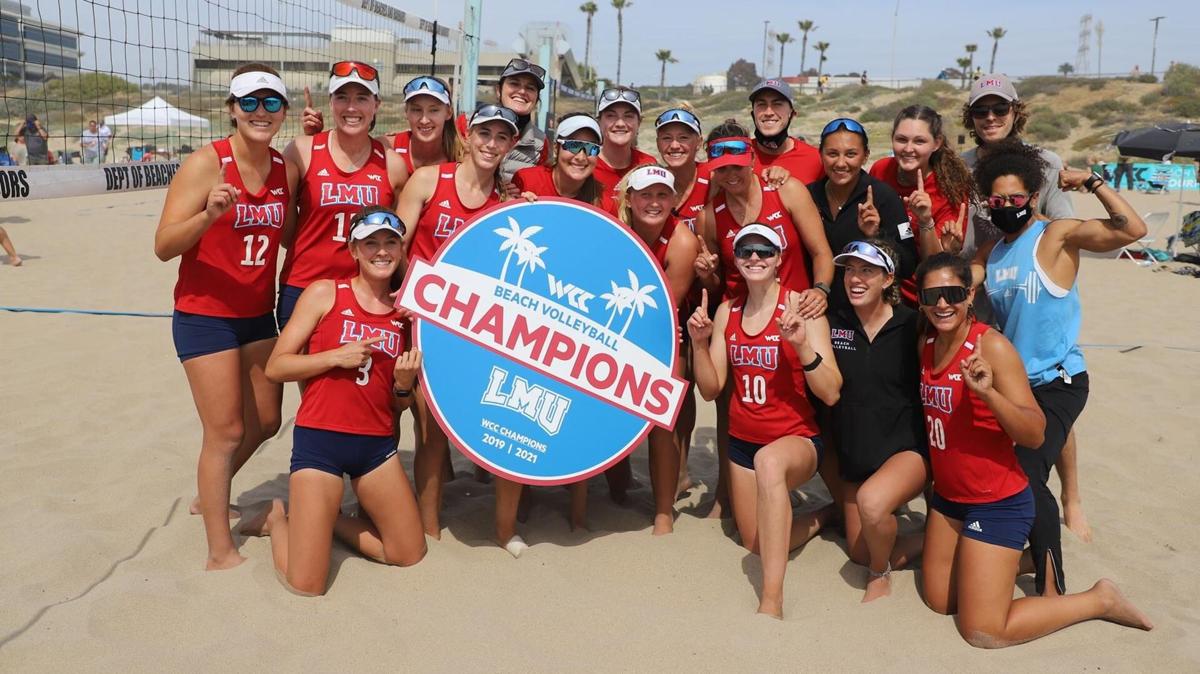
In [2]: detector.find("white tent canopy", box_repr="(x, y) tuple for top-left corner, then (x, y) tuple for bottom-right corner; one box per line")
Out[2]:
(103, 97), (211, 128)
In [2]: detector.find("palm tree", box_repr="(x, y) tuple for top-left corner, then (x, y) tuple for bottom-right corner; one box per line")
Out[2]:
(965, 43), (978, 80)
(580, 3), (598, 80)
(1057, 62), (1075, 76)
(514, 241), (548, 287)
(600, 281), (630, 330)
(814, 41), (830, 81)
(494, 216), (542, 283)
(797, 20), (816, 73)
(655, 49), (678, 96)
(617, 270), (659, 338)
(987, 27), (1007, 72)
(774, 32), (794, 78)
(956, 57), (972, 89)
(611, 0), (632, 85)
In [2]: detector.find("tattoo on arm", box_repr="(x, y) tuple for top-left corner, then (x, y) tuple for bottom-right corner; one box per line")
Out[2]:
(1106, 213), (1129, 230)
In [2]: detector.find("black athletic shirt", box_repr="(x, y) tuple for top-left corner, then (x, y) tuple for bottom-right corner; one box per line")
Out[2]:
(827, 303), (926, 482)
(807, 170), (917, 313)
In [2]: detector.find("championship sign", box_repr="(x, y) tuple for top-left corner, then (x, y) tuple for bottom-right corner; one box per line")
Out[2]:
(398, 198), (687, 485)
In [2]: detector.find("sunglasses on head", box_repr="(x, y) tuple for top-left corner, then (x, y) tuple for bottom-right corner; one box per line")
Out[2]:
(600, 88), (641, 104)
(969, 101), (1012, 119)
(236, 95), (285, 113)
(503, 58), (546, 80)
(918, 285), (969, 306)
(821, 117), (866, 138)
(840, 240), (895, 274)
(404, 76), (450, 96)
(708, 139), (751, 158)
(734, 242), (779, 259)
(655, 108), (700, 130)
(986, 192), (1033, 209)
(557, 138), (601, 157)
(330, 61), (379, 82)
(351, 210), (406, 236)
(471, 104), (519, 127)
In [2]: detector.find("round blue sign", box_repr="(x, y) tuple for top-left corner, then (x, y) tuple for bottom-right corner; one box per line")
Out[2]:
(398, 198), (686, 485)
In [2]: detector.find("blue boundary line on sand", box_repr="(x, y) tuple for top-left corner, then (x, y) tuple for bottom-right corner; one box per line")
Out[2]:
(0, 306), (171, 318)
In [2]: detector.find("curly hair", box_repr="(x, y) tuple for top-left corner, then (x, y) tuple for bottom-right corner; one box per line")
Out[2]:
(960, 98), (1028, 146)
(894, 105), (972, 206)
(972, 138), (1047, 196)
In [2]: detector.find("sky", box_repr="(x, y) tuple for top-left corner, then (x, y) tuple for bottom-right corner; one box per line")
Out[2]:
(16, 0), (1199, 85)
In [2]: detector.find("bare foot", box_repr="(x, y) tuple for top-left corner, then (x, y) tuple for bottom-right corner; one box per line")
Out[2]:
(570, 517), (589, 532)
(1063, 498), (1093, 543)
(9, 255), (21, 267)
(757, 597), (783, 619)
(499, 534), (528, 558)
(676, 474), (693, 497)
(238, 499), (285, 536)
(190, 496), (240, 519)
(862, 574), (892, 603)
(205, 550), (246, 571)
(1095, 579), (1153, 631)
(652, 513), (674, 536)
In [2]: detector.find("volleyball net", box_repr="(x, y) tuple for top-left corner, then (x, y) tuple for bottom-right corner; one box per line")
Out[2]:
(0, 0), (461, 199)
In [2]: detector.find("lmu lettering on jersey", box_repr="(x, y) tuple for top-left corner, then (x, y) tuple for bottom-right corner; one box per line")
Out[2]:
(730, 344), (779, 370)
(233, 202), (284, 229)
(920, 378), (954, 414)
(339, 320), (403, 357)
(319, 183), (381, 207)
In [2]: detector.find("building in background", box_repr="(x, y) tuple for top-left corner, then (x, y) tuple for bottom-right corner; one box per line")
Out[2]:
(692, 74), (727, 95)
(0, 0), (82, 83)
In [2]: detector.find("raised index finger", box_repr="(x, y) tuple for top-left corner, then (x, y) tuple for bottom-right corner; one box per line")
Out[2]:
(304, 86), (314, 110)
(915, 169), (925, 192)
(865, 184), (874, 206)
(699, 288), (708, 313)
(361, 335), (388, 346)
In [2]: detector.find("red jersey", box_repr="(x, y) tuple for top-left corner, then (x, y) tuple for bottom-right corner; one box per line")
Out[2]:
(920, 321), (1028, 503)
(295, 279), (408, 436)
(754, 139), (824, 185)
(713, 186), (812, 301)
(673, 161), (711, 234)
(173, 138), (289, 317)
(594, 148), (658, 196)
(869, 157), (963, 304)
(726, 298), (819, 443)
(391, 130), (416, 173)
(512, 164), (613, 212)
(279, 132), (393, 289)
(410, 162), (502, 262)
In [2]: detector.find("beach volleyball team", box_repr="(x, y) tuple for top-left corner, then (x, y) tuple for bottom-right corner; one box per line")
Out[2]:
(155, 61), (1153, 645)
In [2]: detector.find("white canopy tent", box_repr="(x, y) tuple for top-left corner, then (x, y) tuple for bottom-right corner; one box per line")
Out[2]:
(103, 97), (211, 129)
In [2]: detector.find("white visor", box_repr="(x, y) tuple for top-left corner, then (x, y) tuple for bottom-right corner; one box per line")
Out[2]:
(628, 165), (675, 192)
(556, 115), (602, 141)
(330, 73), (380, 97)
(733, 223), (783, 249)
(229, 71), (288, 100)
(404, 83), (450, 105)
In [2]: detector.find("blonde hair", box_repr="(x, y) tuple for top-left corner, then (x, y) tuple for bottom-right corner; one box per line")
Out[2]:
(614, 162), (666, 227)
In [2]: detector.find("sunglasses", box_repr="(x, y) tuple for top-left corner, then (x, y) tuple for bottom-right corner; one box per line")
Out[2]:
(599, 88), (641, 104)
(236, 95), (285, 113)
(404, 76), (450, 96)
(734, 243), (779, 259)
(503, 58), (546, 81)
(471, 104), (519, 126)
(969, 101), (1012, 119)
(918, 285), (969, 306)
(986, 192), (1033, 209)
(655, 108), (701, 130)
(708, 140), (751, 158)
(351, 210), (406, 236)
(821, 117), (866, 138)
(840, 240), (895, 274)
(330, 61), (379, 82)
(557, 138), (601, 157)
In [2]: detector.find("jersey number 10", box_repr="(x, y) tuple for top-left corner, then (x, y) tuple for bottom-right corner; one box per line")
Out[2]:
(741, 374), (767, 405)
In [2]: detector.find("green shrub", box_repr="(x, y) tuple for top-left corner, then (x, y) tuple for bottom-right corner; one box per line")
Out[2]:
(1025, 109), (1079, 142)
(1161, 63), (1200, 117)
(42, 73), (139, 101)
(1080, 99), (1138, 125)
(1129, 74), (1158, 84)
(1015, 76), (1073, 98)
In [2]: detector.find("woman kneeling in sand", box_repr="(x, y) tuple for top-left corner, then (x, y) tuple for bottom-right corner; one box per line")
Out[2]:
(688, 224), (840, 619)
(242, 206), (427, 595)
(916, 253), (1151, 646)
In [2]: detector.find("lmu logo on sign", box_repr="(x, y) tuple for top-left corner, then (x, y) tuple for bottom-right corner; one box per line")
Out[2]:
(397, 198), (686, 485)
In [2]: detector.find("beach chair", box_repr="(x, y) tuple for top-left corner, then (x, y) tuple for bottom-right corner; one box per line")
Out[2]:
(1117, 211), (1171, 265)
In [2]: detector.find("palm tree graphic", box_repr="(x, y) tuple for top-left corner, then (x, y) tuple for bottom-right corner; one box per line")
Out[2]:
(600, 280), (631, 329)
(514, 240), (549, 287)
(494, 216), (543, 283)
(617, 269), (658, 338)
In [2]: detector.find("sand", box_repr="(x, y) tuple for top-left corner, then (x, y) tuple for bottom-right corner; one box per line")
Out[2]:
(0, 188), (1198, 671)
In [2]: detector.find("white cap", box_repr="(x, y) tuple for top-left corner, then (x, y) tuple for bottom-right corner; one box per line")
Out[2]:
(628, 165), (675, 192)
(229, 71), (288, 100)
(556, 115), (602, 141)
(733, 223), (782, 249)
(330, 72), (380, 97)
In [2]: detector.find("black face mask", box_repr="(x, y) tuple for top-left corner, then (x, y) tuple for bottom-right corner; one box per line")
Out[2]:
(515, 113), (532, 134)
(754, 116), (792, 151)
(989, 204), (1033, 234)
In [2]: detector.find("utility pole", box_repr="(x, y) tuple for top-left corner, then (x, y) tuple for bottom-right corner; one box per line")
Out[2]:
(889, 0), (899, 87)
(761, 21), (769, 79)
(1149, 16), (1165, 77)
(1096, 21), (1104, 74)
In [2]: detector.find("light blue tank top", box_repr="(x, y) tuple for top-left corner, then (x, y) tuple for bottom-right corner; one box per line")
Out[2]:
(986, 220), (1086, 387)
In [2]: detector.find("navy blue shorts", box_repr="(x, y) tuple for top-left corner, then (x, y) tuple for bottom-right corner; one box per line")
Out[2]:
(275, 284), (305, 330)
(291, 426), (398, 479)
(729, 434), (824, 471)
(172, 310), (277, 362)
(930, 485), (1035, 551)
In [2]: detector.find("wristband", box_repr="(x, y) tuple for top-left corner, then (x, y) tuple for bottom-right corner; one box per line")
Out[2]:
(814, 282), (831, 296)
(802, 353), (823, 372)
(1083, 173), (1104, 194)
(393, 387), (412, 398)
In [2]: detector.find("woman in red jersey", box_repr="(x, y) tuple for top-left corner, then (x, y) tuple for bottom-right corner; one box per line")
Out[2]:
(868, 105), (972, 302)
(689, 224), (840, 619)
(243, 207), (426, 595)
(916, 253), (1152, 646)
(276, 61), (409, 328)
(155, 64), (297, 570)
(693, 119), (833, 518)
(593, 87), (657, 196)
(512, 112), (604, 207)
(395, 104), (516, 541)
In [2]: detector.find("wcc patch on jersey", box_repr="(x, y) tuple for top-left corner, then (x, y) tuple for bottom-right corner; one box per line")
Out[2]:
(397, 198), (686, 485)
